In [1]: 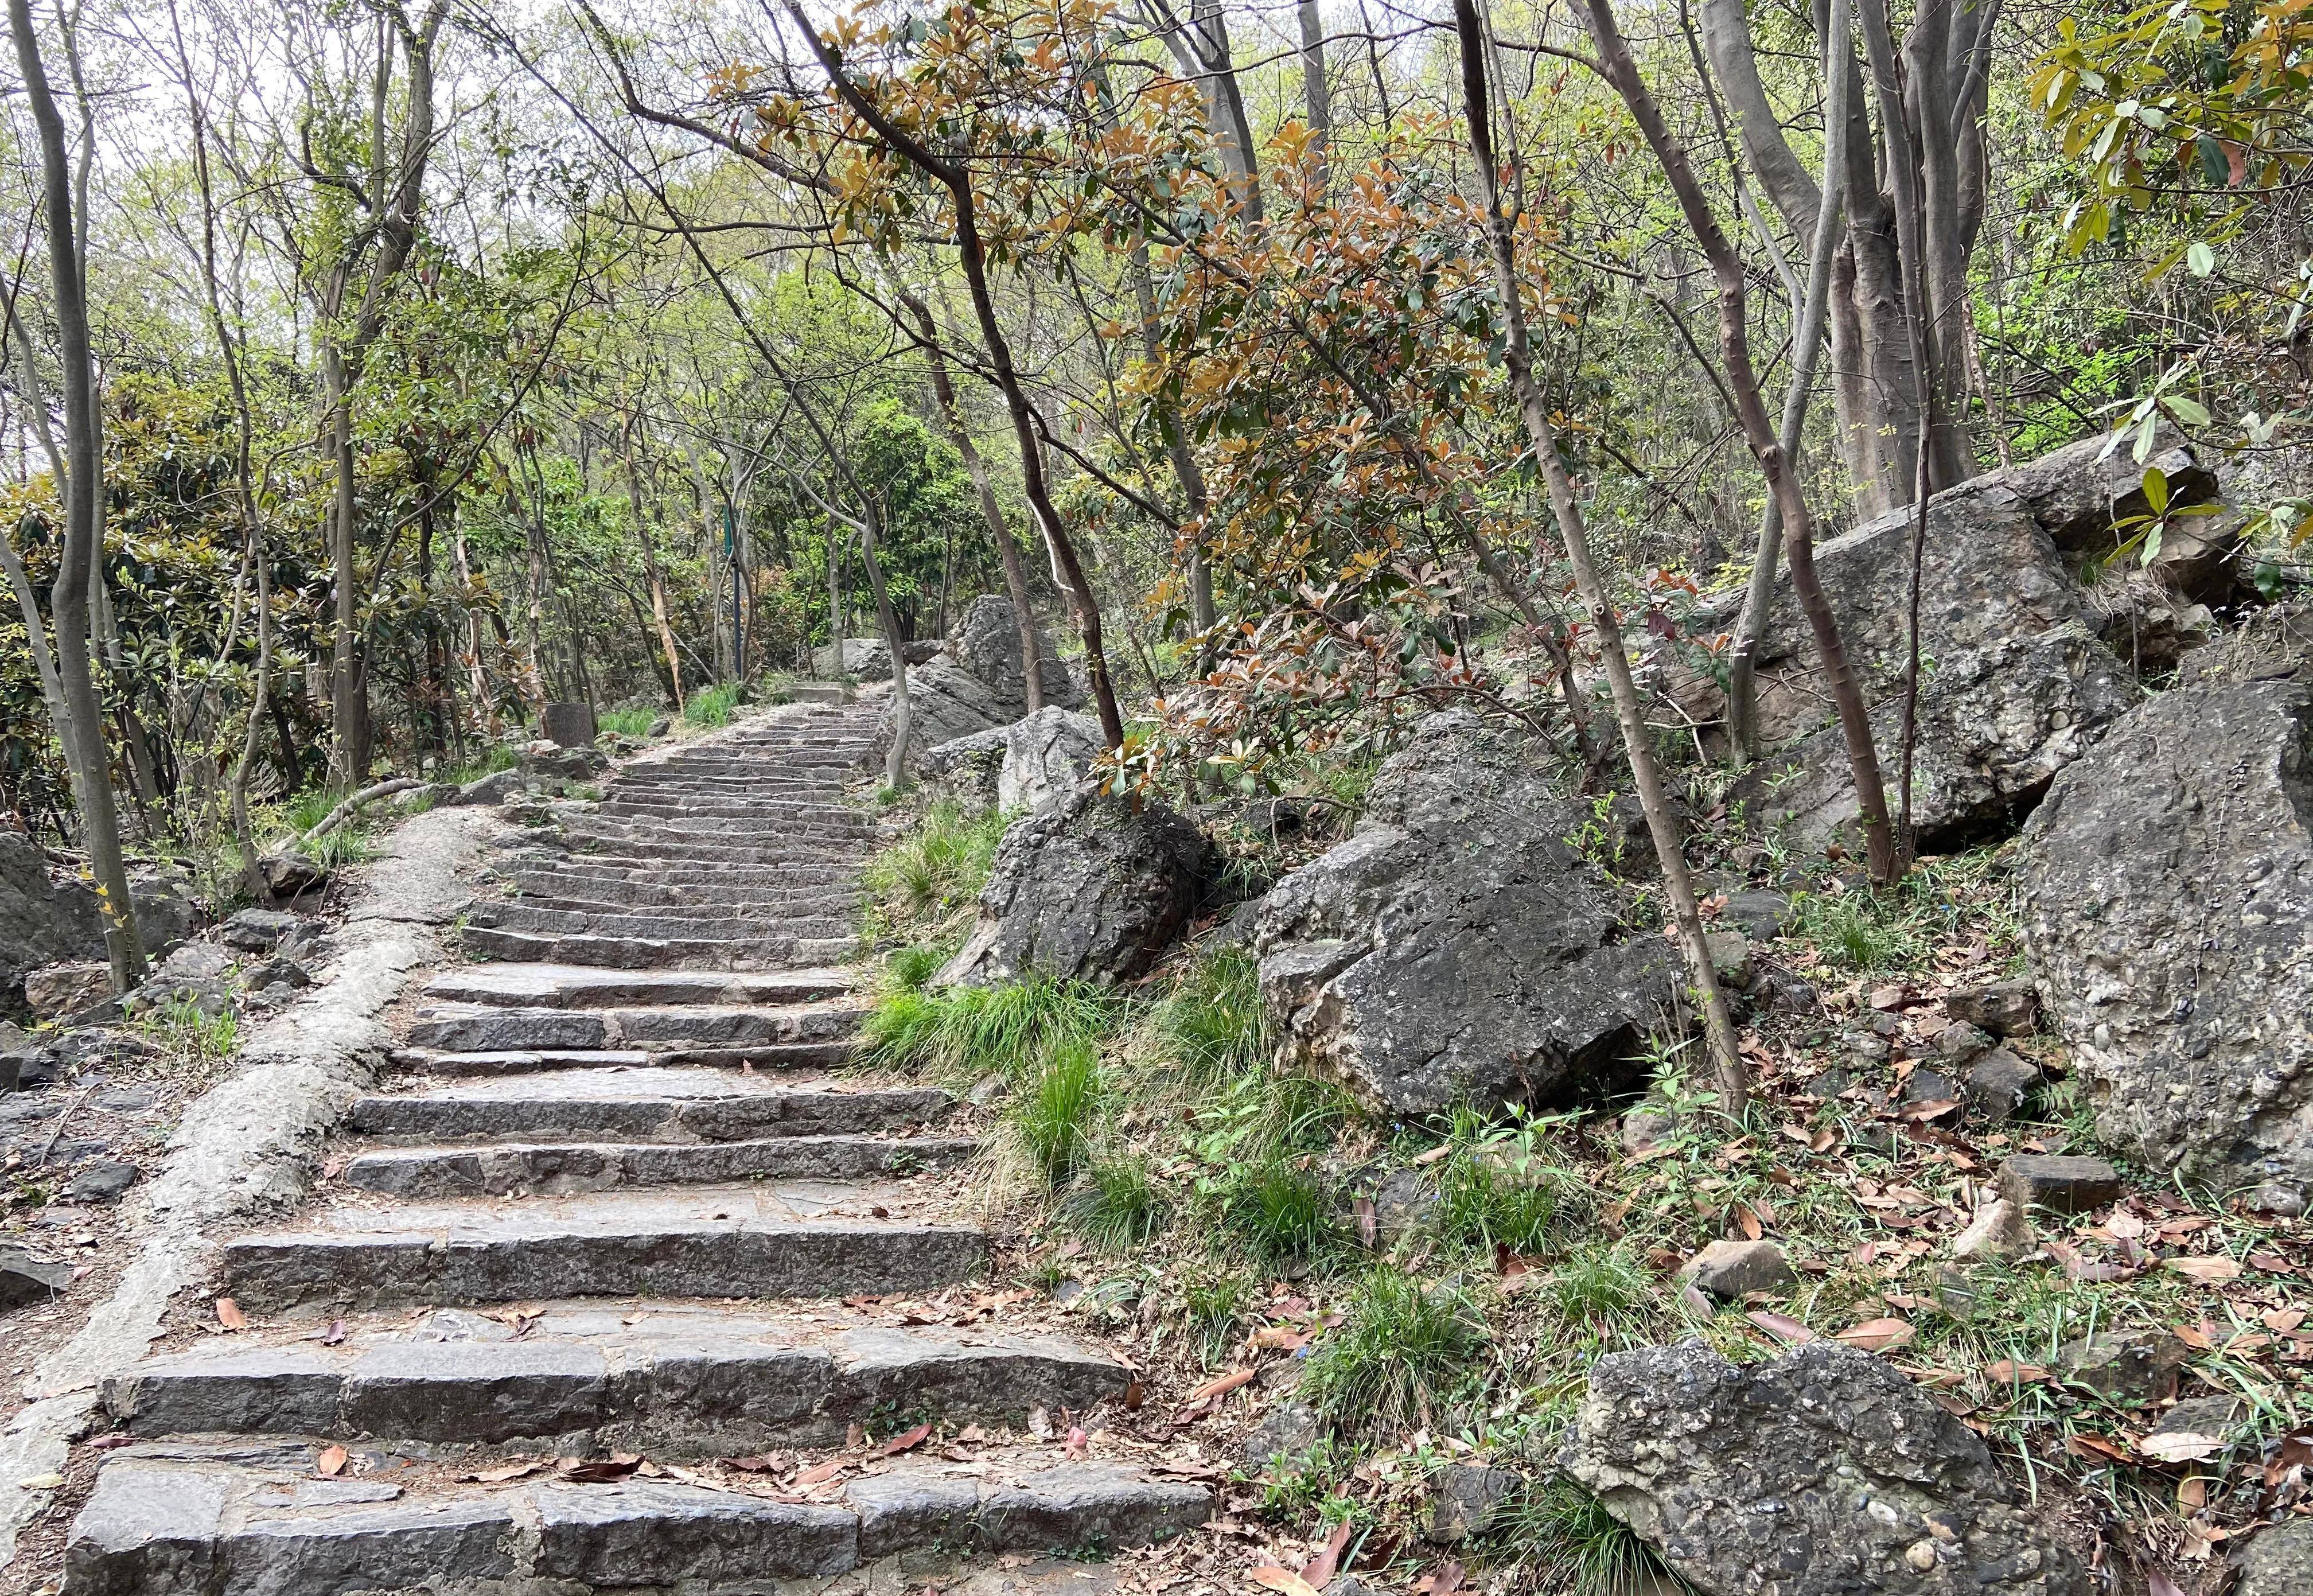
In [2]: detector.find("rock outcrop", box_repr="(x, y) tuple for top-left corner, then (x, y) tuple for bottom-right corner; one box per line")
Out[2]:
(1571, 1340), (2089, 1596)
(943, 787), (1212, 986)
(878, 597), (1080, 766)
(1254, 713), (1677, 1115)
(1706, 435), (2241, 851)
(2018, 679), (2313, 1209)
(999, 707), (1104, 813)
(3, 831), (195, 1011)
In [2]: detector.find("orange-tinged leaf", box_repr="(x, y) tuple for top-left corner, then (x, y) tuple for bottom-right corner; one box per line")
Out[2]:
(2166, 1256), (2241, 1283)
(215, 1298), (248, 1331)
(315, 1445), (348, 1478)
(1833, 1317), (1917, 1353)
(1745, 1310), (1815, 1344)
(1251, 1568), (1319, 1596)
(871, 1423), (930, 1458)
(793, 1458), (846, 1485)
(1187, 1366), (1258, 1402)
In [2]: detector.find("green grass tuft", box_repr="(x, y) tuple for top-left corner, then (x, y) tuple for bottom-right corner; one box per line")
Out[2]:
(1016, 1034), (1102, 1184)
(1146, 943), (1271, 1083)
(1432, 1107), (1584, 1258)
(1302, 1266), (1488, 1437)
(683, 682), (743, 727)
(1222, 1155), (1338, 1263)
(1489, 1476), (1676, 1596)
(598, 707), (659, 738)
(1069, 1153), (1165, 1251)
(862, 801), (1007, 947)
(861, 975), (1117, 1087)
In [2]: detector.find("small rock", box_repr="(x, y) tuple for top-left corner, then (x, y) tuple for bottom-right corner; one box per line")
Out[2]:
(1933, 1021), (1995, 1063)
(0, 1241), (72, 1308)
(1621, 1104), (1679, 1154)
(966, 1073), (1008, 1108)
(0, 1019), (25, 1053)
(2058, 1329), (2186, 1407)
(1901, 1067), (1960, 1109)
(64, 1160), (138, 1205)
(1997, 1154), (2124, 1215)
(647, 716), (671, 738)
(1423, 1463), (1522, 1544)
(1808, 1066), (1856, 1099)
(157, 941), (232, 980)
(123, 973), (235, 1021)
(1757, 971), (1821, 1014)
(451, 768), (526, 807)
(1840, 1029), (1890, 1062)
(221, 908), (301, 953)
(239, 956), (310, 991)
(2234, 1515), (2313, 1596)
(24, 961), (112, 1020)
(1950, 1198), (2033, 1262)
(258, 850), (326, 899)
(1366, 1167), (1435, 1245)
(1321, 1580), (1378, 1596)
(1705, 929), (1753, 988)
(1718, 890), (1793, 940)
(1945, 980), (2040, 1037)
(1679, 1239), (1796, 1301)
(90, 1086), (155, 1112)
(1961, 1050), (2042, 1122)
(2144, 1395), (2244, 1453)
(2249, 1182), (2308, 1218)
(1240, 1403), (1322, 1473)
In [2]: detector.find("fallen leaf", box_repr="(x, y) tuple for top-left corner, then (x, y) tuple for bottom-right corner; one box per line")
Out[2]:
(1984, 1360), (2047, 1384)
(792, 1458), (846, 1486)
(1833, 1317), (1917, 1353)
(2248, 1252), (2296, 1274)
(315, 1445), (348, 1478)
(1186, 1367), (1258, 1403)
(2139, 1431), (2224, 1464)
(559, 1455), (643, 1484)
(1302, 1517), (1356, 1587)
(2172, 1323), (2218, 1351)
(1124, 1379), (1145, 1411)
(1419, 1558), (1466, 1596)
(2263, 1307), (2306, 1334)
(1412, 1145), (1451, 1166)
(1354, 1198), (1377, 1248)
(15, 1473), (65, 1490)
(1250, 1568), (1319, 1596)
(1737, 1204), (1763, 1242)
(466, 1459), (548, 1483)
(1897, 1098), (1961, 1122)
(2106, 1208), (2147, 1239)
(1745, 1310), (1815, 1344)
(2149, 1572), (2189, 1596)
(2066, 1433), (2136, 1466)
(2167, 1256), (2241, 1283)
(215, 1297), (247, 1331)
(871, 1423), (931, 1458)
(321, 1319), (347, 1346)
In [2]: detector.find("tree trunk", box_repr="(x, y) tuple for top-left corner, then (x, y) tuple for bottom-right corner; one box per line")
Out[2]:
(624, 441), (685, 709)
(1298, 0), (1330, 182)
(9, 0), (146, 988)
(1454, 0), (1745, 1112)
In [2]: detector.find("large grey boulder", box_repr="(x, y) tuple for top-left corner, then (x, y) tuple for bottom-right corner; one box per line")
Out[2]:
(1254, 713), (1677, 1116)
(1000, 708), (1105, 813)
(2, 831), (195, 1008)
(879, 596), (1080, 766)
(920, 726), (1011, 810)
(1571, 1340), (2088, 1596)
(942, 787), (1213, 986)
(2018, 679), (2313, 1209)
(1701, 437), (2246, 851)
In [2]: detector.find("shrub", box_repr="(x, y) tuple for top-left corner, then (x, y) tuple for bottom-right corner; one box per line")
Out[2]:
(1302, 1267), (1487, 1435)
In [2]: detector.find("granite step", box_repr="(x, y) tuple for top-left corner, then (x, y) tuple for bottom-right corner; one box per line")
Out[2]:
(508, 885), (860, 919)
(69, 1447), (1206, 1595)
(221, 1183), (986, 1311)
(347, 1071), (943, 1142)
(342, 1134), (979, 1197)
(457, 927), (823, 969)
(390, 1040), (857, 1077)
(420, 963), (854, 1010)
(405, 1002), (860, 1054)
(466, 902), (855, 944)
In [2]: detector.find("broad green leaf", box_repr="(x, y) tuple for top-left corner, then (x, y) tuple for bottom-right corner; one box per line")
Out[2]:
(2187, 241), (2215, 277)
(2142, 466), (2170, 513)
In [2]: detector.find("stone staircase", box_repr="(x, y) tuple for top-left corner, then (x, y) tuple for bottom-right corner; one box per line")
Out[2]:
(65, 704), (1208, 1595)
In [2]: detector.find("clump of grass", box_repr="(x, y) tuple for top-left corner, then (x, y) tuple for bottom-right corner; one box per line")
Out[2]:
(860, 975), (1117, 1087)
(1433, 1108), (1583, 1258)
(1069, 1153), (1165, 1251)
(1540, 1244), (1664, 1351)
(1222, 1155), (1338, 1264)
(885, 945), (944, 991)
(1145, 943), (1271, 1083)
(1017, 1034), (1102, 1184)
(137, 995), (240, 1077)
(683, 682), (743, 727)
(862, 801), (1007, 945)
(597, 706), (659, 738)
(1792, 889), (1928, 972)
(1490, 1476), (1673, 1596)
(1302, 1266), (1488, 1436)
(1180, 1269), (1258, 1368)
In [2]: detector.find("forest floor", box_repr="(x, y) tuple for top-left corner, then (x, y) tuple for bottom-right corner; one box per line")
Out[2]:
(854, 791), (2313, 1595)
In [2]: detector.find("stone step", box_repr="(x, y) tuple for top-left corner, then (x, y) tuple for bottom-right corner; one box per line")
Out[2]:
(509, 881), (860, 917)
(343, 1134), (979, 1197)
(391, 1040), (856, 1077)
(559, 836), (872, 867)
(71, 1448), (1206, 1594)
(519, 861), (859, 892)
(349, 1070), (943, 1142)
(599, 795), (863, 818)
(221, 1183), (987, 1311)
(104, 1313), (1127, 1453)
(457, 927), (802, 969)
(421, 963), (854, 1010)
(468, 902), (855, 944)
(406, 1002), (860, 1053)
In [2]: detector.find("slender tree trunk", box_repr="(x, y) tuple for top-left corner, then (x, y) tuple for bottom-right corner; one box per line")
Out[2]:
(1583, 0), (1900, 883)
(10, 0), (145, 988)
(1297, 0), (1330, 184)
(622, 438), (684, 709)
(904, 291), (1046, 707)
(1453, 0), (1743, 1112)
(857, 500), (914, 791)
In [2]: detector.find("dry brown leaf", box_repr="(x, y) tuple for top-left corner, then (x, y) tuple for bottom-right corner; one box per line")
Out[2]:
(871, 1423), (931, 1458)
(1833, 1317), (1916, 1353)
(792, 1458), (846, 1486)
(1186, 1367), (1258, 1403)
(2139, 1431), (2224, 1464)
(215, 1297), (248, 1331)
(1984, 1360), (2047, 1384)
(315, 1445), (348, 1478)
(465, 1459), (547, 1484)
(2066, 1433), (2136, 1466)
(1745, 1310), (1814, 1344)
(1301, 1517), (1355, 1587)
(2167, 1256), (2241, 1283)
(1249, 1568), (1319, 1596)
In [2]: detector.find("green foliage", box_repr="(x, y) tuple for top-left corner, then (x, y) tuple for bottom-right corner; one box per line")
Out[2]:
(885, 944), (944, 991)
(1432, 1108), (1583, 1258)
(1068, 1153), (1165, 1251)
(1016, 1034), (1101, 1184)
(1302, 1267), (1488, 1437)
(863, 801), (1007, 947)
(597, 707), (659, 738)
(138, 995), (240, 1075)
(683, 683), (743, 727)
(1489, 1477), (1675, 1596)
(1179, 1268), (1259, 1369)
(1221, 1155), (1338, 1264)
(1144, 943), (1271, 1083)
(1790, 889), (1928, 974)
(861, 974), (1117, 1087)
